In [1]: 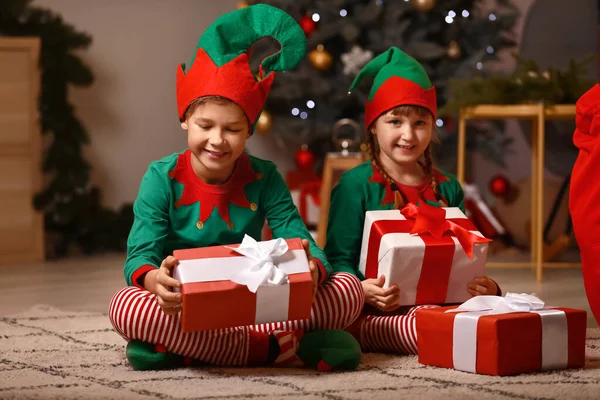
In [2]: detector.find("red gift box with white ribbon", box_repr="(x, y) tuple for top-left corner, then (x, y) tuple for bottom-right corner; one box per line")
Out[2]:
(416, 293), (587, 376)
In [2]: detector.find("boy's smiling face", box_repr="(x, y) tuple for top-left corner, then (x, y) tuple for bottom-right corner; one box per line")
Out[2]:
(181, 99), (250, 184)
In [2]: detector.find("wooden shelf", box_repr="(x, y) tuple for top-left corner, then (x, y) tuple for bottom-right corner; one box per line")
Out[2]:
(461, 104), (576, 120)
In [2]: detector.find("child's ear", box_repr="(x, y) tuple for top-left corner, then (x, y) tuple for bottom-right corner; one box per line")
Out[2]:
(181, 120), (189, 131)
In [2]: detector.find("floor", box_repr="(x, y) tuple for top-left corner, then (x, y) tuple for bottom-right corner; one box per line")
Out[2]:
(0, 250), (596, 327)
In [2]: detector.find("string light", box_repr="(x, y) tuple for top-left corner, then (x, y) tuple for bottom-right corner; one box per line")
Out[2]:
(300, 111), (308, 119)
(445, 16), (454, 24)
(476, 62), (483, 70)
(462, 10), (469, 17)
(448, 10), (456, 18)
(312, 13), (320, 22)
(487, 46), (494, 54)
(340, 9), (347, 17)
(489, 13), (497, 21)
(436, 119), (444, 127)
(306, 100), (315, 109)
(291, 108), (299, 116)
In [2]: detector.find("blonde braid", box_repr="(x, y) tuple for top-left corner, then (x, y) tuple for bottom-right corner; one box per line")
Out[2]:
(422, 145), (448, 207)
(367, 133), (404, 209)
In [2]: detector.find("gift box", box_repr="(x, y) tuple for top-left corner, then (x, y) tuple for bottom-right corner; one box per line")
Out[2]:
(358, 202), (491, 306)
(416, 294), (587, 376)
(290, 179), (321, 229)
(173, 235), (313, 332)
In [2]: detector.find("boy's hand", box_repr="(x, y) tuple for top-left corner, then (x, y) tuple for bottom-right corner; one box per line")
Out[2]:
(301, 239), (319, 301)
(145, 256), (182, 315)
(362, 275), (400, 312)
(468, 276), (499, 297)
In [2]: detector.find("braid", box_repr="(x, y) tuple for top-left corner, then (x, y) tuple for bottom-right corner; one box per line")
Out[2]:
(367, 133), (404, 209)
(423, 145), (448, 207)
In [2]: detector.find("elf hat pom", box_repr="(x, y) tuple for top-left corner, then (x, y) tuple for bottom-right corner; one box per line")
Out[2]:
(348, 46), (437, 131)
(176, 4), (306, 126)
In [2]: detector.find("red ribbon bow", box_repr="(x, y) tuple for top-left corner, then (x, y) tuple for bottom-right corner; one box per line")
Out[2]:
(400, 202), (491, 259)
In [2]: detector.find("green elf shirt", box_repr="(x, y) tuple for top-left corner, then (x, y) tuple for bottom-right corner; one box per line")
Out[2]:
(125, 149), (331, 287)
(324, 161), (464, 280)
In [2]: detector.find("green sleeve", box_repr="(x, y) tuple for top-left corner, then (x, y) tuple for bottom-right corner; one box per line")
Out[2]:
(450, 177), (465, 213)
(124, 164), (171, 286)
(324, 174), (366, 280)
(261, 164), (333, 282)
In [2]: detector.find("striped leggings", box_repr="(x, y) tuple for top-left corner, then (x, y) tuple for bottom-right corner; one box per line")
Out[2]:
(109, 272), (363, 366)
(347, 304), (440, 355)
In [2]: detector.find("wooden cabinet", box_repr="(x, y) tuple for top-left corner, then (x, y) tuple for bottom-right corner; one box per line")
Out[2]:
(0, 38), (44, 262)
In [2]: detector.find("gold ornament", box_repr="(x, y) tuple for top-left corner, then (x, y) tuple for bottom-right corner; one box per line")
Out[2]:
(447, 41), (461, 59)
(255, 109), (272, 135)
(411, 0), (435, 12)
(309, 44), (333, 71)
(237, 1), (250, 8)
(542, 70), (551, 80)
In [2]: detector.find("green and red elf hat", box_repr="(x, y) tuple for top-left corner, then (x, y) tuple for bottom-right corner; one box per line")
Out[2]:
(348, 46), (437, 131)
(176, 4), (306, 129)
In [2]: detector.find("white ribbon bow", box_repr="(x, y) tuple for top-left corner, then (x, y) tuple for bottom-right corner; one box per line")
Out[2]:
(226, 235), (290, 293)
(446, 292), (545, 315)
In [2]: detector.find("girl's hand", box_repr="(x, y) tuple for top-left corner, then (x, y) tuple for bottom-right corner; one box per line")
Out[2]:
(468, 276), (499, 297)
(145, 256), (182, 315)
(362, 275), (401, 312)
(301, 239), (319, 301)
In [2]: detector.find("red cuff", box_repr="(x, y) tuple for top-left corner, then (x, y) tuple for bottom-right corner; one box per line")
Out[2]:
(314, 258), (328, 286)
(131, 264), (158, 289)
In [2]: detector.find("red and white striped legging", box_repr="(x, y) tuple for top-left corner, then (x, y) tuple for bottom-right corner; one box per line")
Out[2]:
(109, 272), (363, 366)
(347, 304), (440, 355)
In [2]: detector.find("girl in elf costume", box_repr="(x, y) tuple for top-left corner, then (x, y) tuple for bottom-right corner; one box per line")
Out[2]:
(109, 4), (363, 371)
(325, 47), (501, 355)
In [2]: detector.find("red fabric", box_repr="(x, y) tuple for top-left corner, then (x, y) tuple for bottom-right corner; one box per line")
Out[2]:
(370, 163), (448, 207)
(416, 306), (587, 376)
(176, 49), (275, 123)
(364, 76), (437, 130)
(169, 150), (258, 224)
(131, 264), (157, 289)
(314, 257), (328, 285)
(570, 83), (600, 325)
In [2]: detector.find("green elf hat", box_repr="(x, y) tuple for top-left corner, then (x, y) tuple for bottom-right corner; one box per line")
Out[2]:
(348, 46), (437, 131)
(176, 4), (306, 129)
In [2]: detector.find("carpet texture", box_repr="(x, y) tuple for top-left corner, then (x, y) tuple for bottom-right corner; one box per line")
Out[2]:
(1, 305), (599, 400)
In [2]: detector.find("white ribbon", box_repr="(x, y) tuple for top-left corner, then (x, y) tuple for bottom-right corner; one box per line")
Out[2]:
(448, 293), (568, 373)
(225, 235), (291, 293)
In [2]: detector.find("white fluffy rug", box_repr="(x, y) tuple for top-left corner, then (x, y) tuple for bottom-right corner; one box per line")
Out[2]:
(1, 305), (600, 400)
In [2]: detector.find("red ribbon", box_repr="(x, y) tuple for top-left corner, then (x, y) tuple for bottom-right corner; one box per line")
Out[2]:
(298, 179), (321, 223)
(364, 202), (491, 304)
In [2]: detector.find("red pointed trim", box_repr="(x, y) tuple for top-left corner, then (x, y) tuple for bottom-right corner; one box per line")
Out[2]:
(169, 150), (258, 224)
(176, 48), (275, 123)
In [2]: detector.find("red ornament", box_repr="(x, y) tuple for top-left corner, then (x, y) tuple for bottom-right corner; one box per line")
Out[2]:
(295, 145), (316, 170)
(299, 15), (316, 36)
(488, 174), (511, 198)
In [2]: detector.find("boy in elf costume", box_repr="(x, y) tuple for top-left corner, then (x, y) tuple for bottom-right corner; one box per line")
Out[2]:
(325, 47), (501, 355)
(109, 4), (363, 371)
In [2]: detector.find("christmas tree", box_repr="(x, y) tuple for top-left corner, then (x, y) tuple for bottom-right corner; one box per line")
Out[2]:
(0, 0), (133, 258)
(246, 0), (519, 170)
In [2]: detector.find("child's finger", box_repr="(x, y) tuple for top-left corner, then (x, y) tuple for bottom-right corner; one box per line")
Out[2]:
(301, 239), (313, 259)
(380, 285), (399, 296)
(156, 285), (181, 303)
(468, 289), (480, 297)
(162, 256), (180, 270)
(158, 272), (182, 289)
